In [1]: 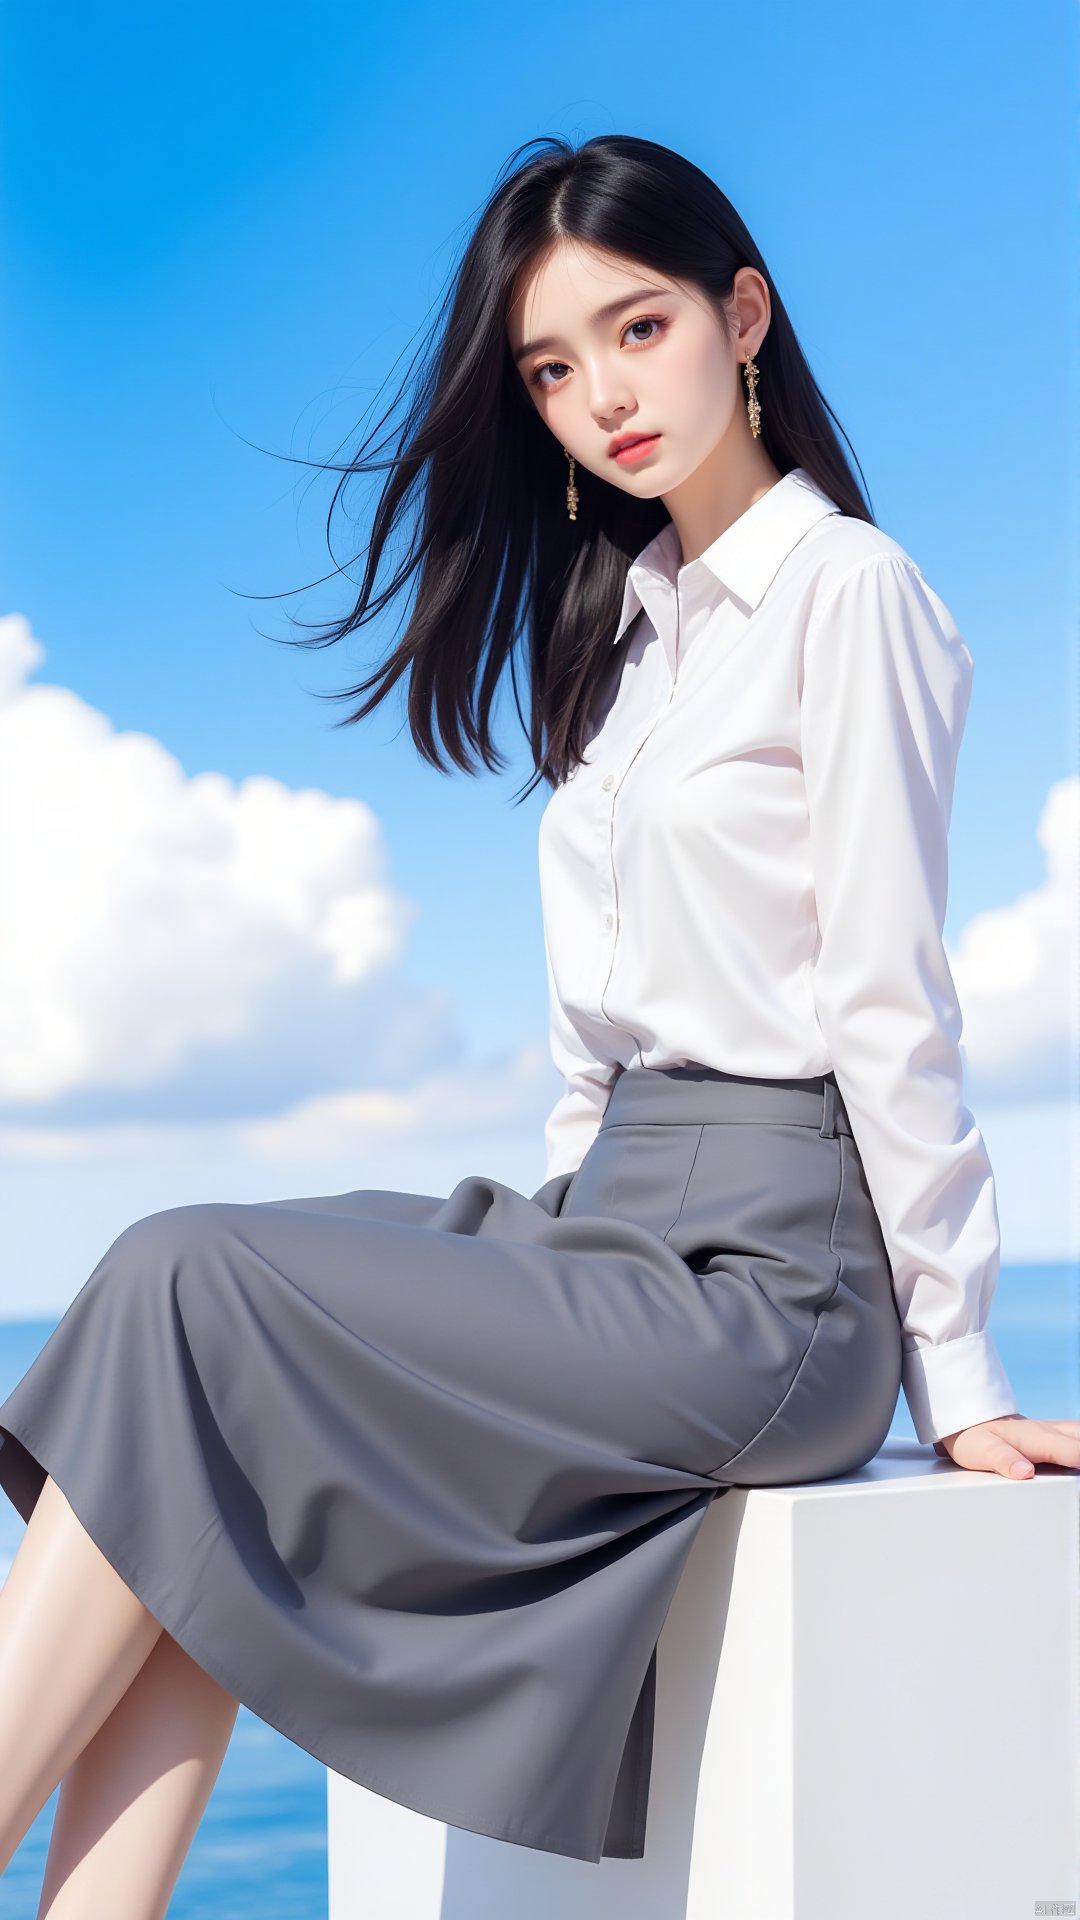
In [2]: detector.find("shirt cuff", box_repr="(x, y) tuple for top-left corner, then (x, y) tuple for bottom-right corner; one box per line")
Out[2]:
(901, 1328), (1020, 1446)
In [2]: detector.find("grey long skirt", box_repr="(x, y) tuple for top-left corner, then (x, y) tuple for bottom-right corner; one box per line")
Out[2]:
(0, 1063), (902, 1865)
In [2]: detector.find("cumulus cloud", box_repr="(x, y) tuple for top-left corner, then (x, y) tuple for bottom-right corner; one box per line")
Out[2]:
(950, 774), (1079, 1104)
(0, 612), (546, 1155)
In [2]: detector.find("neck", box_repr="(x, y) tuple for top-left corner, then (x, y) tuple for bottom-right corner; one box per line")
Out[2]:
(661, 428), (784, 568)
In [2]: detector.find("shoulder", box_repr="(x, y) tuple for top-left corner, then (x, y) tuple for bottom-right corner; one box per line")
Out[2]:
(802, 510), (912, 582)
(800, 514), (971, 672)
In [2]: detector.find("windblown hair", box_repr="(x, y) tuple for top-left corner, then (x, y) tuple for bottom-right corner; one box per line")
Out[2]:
(255, 133), (874, 798)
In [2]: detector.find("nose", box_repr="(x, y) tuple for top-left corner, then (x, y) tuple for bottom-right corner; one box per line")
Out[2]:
(591, 394), (637, 430)
(582, 357), (638, 428)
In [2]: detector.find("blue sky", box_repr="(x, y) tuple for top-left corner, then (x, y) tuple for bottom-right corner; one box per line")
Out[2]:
(0, 0), (1075, 1315)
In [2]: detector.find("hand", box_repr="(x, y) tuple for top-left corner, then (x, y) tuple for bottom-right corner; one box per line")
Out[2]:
(932, 1413), (1080, 1479)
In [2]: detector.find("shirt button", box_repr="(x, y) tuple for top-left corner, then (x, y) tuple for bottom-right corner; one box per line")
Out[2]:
(603, 912), (614, 929)
(601, 773), (615, 790)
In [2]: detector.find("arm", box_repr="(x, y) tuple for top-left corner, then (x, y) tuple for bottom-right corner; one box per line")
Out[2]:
(541, 919), (619, 1182)
(800, 552), (1019, 1447)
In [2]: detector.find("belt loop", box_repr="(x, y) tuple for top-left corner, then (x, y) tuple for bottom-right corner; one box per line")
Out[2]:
(819, 1075), (838, 1138)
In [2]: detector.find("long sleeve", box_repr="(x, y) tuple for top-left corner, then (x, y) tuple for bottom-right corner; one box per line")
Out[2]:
(541, 919), (619, 1182)
(800, 553), (1020, 1447)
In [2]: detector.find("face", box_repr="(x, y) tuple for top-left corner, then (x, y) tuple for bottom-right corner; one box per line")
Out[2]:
(506, 239), (768, 504)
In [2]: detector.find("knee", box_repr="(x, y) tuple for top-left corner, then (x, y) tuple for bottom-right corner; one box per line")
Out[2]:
(102, 1202), (246, 1305)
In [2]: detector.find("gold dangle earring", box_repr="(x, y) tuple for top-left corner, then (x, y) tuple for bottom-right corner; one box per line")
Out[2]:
(564, 447), (579, 521)
(742, 354), (762, 439)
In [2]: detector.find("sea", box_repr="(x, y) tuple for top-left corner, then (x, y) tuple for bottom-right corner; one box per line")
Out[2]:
(0, 1259), (1076, 1916)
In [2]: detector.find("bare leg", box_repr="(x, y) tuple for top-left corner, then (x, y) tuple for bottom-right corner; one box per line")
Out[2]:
(35, 1628), (239, 1919)
(0, 1471), (166, 1872)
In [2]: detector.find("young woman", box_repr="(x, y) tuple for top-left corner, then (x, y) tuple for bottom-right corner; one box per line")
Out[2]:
(1, 133), (1075, 1908)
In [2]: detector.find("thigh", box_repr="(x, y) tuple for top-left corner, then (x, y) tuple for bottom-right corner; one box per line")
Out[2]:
(103, 1173), (733, 1491)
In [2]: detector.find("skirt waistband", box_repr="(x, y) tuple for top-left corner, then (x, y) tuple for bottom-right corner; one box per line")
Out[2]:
(597, 1064), (853, 1140)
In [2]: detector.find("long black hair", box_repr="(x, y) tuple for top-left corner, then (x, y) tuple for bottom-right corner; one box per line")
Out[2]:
(254, 133), (875, 799)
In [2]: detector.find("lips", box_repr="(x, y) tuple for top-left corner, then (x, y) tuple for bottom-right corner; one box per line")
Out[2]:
(609, 433), (656, 455)
(611, 433), (661, 467)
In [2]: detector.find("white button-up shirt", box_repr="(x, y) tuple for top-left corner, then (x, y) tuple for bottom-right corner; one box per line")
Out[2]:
(537, 466), (1019, 1448)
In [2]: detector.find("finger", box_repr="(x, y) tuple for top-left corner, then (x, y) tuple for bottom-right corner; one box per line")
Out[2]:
(955, 1433), (1036, 1479)
(996, 1424), (1080, 1472)
(1030, 1429), (1080, 1467)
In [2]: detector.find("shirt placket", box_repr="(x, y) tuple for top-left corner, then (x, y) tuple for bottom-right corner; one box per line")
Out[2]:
(596, 577), (682, 1016)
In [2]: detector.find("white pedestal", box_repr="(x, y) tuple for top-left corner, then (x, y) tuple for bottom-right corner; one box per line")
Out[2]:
(327, 1439), (1079, 1920)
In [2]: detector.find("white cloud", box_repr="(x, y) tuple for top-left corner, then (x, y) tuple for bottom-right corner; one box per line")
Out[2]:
(0, 1046), (554, 1166)
(950, 774), (1079, 1103)
(0, 611), (467, 1118)
(0, 615), (560, 1316)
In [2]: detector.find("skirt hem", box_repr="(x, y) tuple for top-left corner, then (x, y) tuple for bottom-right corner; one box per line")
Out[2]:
(0, 1415), (634, 1866)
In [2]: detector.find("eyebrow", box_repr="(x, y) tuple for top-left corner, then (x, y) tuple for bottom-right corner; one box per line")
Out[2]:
(511, 287), (674, 365)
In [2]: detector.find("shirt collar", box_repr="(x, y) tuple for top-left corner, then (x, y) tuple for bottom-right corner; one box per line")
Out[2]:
(612, 466), (842, 647)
